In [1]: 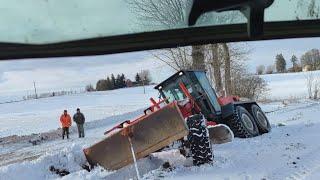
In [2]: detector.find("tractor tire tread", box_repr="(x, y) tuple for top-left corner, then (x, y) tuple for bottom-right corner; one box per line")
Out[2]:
(225, 107), (256, 138)
(186, 114), (213, 166)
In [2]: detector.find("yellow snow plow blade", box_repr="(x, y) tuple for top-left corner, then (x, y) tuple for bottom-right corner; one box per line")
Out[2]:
(84, 102), (188, 170)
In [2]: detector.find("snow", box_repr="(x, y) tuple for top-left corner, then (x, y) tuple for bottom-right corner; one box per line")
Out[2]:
(262, 70), (320, 100)
(158, 100), (320, 180)
(0, 86), (157, 137)
(1, 71), (320, 179)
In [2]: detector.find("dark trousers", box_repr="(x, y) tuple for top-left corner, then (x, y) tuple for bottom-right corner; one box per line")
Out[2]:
(77, 124), (85, 138)
(62, 127), (69, 139)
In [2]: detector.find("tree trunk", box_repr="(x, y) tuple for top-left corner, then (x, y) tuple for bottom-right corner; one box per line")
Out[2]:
(222, 43), (232, 96)
(191, 45), (206, 70)
(210, 44), (223, 94)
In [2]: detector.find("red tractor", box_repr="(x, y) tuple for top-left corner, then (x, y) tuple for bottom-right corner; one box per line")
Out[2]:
(84, 70), (271, 170)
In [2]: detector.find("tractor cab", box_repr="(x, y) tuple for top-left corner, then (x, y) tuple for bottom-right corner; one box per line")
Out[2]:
(155, 70), (222, 121)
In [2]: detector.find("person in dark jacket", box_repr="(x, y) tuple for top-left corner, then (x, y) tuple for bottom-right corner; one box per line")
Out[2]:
(73, 108), (85, 138)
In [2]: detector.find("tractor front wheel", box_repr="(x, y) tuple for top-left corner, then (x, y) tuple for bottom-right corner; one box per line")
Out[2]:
(226, 106), (259, 138)
(186, 114), (213, 166)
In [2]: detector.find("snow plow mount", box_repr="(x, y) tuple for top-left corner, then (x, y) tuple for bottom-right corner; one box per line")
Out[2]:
(83, 102), (189, 170)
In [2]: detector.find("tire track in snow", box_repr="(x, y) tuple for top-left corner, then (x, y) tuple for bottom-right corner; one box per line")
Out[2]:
(265, 101), (320, 115)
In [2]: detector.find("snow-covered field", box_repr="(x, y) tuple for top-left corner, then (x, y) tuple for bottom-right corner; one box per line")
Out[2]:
(0, 86), (156, 137)
(262, 70), (320, 100)
(1, 71), (320, 180)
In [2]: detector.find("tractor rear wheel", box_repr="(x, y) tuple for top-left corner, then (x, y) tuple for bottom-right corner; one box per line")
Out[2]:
(226, 106), (259, 138)
(251, 105), (271, 134)
(186, 114), (213, 166)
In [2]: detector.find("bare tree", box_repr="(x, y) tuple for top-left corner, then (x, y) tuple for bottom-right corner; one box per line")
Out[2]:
(128, 0), (206, 70)
(85, 84), (95, 92)
(221, 43), (232, 95)
(192, 45), (206, 70)
(127, 0), (244, 73)
(127, 0), (188, 28)
(209, 44), (222, 93)
(138, 69), (152, 94)
(139, 70), (152, 85)
(305, 71), (320, 99)
(314, 79), (320, 99)
(256, 65), (265, 75)
(306, 72), (314, 99)
(232, 63), (268, 100)
(297, 0), (320, 19)
(127, 0), (266, 99)
(301, 49), (320, 70)
(152, 47), (193, 70)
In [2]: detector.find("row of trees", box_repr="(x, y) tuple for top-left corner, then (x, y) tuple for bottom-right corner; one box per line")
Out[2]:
(96, 74), (127, 91)
(256, 49), (320, 75)
(85, 70), (152, 92)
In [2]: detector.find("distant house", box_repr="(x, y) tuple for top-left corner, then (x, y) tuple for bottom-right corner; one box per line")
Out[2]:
(303, 65), (312, 72)
(125, 79), (133, 87)
(288, 65), (302, 73)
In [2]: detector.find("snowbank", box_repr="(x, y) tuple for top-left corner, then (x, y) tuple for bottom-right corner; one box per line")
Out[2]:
(0, 144), (87, 180)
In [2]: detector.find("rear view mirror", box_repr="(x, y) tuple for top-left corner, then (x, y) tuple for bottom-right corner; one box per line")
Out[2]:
(188, 0), (274, 38)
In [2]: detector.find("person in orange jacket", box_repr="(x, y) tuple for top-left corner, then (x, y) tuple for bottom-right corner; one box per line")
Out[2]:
(60, 110), (72, 139)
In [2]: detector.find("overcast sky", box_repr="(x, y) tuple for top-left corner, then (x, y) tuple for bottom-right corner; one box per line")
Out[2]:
(0, 52), (172, 95)
(0, 37), (319, 99)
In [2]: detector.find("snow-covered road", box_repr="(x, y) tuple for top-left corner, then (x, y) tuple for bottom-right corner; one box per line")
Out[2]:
(1, 99), (320, 180)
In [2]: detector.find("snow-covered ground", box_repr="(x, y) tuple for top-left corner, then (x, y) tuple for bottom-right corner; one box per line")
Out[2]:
(1, 99), (320, 180)
(1, 71), (320, 179)
(262, 70), (320, 100)
(0, 86), (157, 137)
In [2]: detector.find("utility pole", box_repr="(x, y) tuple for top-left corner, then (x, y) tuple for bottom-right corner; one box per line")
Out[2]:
(142, 80), (145, 94)
(140, 70), (146, 94)
(33, 81), (38, 99)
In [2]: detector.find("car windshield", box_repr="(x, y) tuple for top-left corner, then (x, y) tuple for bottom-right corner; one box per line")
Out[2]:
(2, 0), (320, 177)
(1, 0), (319, 44)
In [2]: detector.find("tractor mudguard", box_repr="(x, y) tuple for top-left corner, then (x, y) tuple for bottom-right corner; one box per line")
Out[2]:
(220, 103), (235, 120)
(234, 101), (259, 112)
(221, 101), (259, 120)
(83, 102), (188, 171)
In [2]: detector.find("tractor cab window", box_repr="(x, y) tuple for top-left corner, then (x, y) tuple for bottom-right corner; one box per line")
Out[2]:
(162, 84), (186, 103)
(194, 72), (222, 114)
(161, 75), (194, 103)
